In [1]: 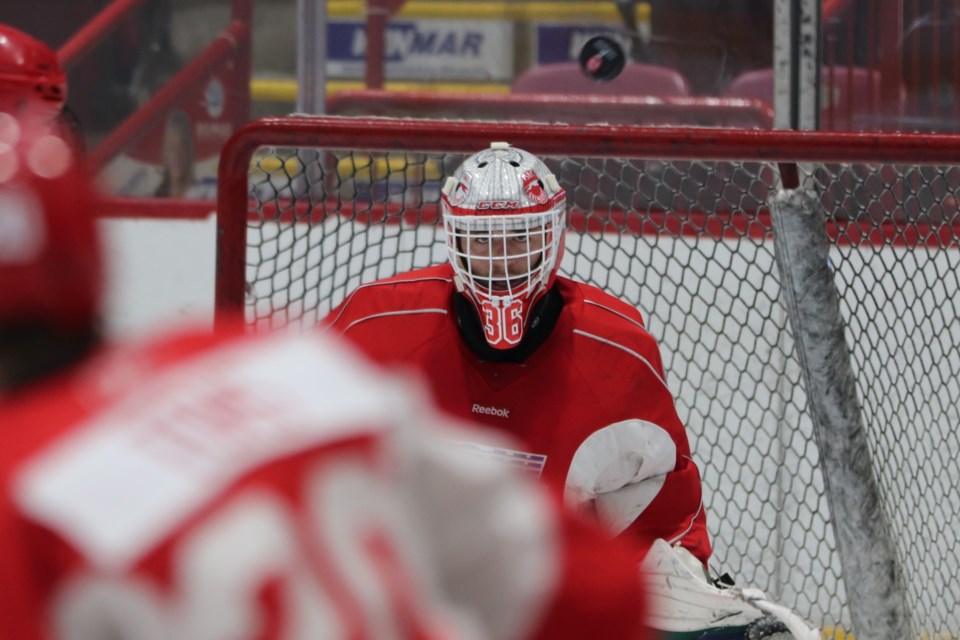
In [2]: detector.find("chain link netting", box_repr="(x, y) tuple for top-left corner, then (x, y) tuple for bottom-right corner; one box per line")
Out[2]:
(244, 145), (960, 637)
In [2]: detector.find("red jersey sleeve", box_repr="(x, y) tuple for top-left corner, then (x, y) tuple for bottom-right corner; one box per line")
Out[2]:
(322, 265), (456, 366)
(565, 291), (712, 565)
(0, 501), (44, 640)
(528, 508), (652, 640)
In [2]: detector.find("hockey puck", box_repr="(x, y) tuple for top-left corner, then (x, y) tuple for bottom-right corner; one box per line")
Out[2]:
(578, 35), (626, 82)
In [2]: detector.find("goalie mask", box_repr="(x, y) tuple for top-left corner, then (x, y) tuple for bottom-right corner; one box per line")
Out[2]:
(441, 142), (566, 350)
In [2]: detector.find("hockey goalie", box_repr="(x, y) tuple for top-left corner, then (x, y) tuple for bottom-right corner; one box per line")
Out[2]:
(325, 141), (821, 640)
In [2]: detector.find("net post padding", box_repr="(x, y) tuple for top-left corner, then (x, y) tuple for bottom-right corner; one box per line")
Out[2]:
(771, 186), (911, 639)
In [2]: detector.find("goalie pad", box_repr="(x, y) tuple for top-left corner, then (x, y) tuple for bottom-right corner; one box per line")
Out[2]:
(640, 539), (820, 640)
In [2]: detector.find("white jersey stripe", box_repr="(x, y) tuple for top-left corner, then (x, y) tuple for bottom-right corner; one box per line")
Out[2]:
(324, 275), (452, 328)
(341, 308), (448, 334)
(666, 487), (705, 549)
(572, 329), (670, 392)
(582, 299), (652, 338)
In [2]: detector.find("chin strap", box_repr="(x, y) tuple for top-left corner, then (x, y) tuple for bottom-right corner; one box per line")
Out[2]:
(640, 539), (821, 639)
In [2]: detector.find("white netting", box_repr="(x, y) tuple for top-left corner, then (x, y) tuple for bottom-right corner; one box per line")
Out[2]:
(234, 138), (960, 637)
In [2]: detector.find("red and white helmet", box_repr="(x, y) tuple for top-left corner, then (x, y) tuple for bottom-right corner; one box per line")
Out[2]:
(441, 142), (566, 349)
(0, 110), (101, 333)
(0, 25), (67, 118)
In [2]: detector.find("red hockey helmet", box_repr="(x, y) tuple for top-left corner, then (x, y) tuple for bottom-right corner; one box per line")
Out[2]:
(441, 142), (567, 349)
(0, 25), (67, 118)
(0, 111), (101, 333)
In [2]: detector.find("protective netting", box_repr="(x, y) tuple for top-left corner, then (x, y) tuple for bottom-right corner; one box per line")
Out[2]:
(240, 141), (960, 637)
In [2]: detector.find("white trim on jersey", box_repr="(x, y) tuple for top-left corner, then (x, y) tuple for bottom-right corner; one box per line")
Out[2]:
(582, 298), (653, 338)
(324, 275), (453, 328)
(572, 329), (670, 392)
(341, 308), (448, 334)
(665, 487), (705, 549)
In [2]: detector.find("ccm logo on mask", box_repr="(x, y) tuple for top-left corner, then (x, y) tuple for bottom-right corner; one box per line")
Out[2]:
(476, 201), (519, 210)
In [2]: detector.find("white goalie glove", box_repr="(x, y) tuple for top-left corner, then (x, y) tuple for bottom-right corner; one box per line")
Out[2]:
(640, 539), (821, 640)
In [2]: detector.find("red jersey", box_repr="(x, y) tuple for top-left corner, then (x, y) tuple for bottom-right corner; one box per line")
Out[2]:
(326, 263), (711, 564)
(0, 326), (650, 639)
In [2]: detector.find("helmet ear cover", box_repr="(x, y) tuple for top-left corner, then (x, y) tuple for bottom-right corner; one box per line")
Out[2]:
(0, 110), (102, 335)
(440, 143), (567, 350)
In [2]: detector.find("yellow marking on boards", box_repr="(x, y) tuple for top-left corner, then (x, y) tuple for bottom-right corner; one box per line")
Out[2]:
(327, 0), (647, 21)
(251, 78), (510, 103)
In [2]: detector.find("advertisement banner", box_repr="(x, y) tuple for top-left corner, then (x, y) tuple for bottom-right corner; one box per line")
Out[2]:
(328, 19), (514, 81)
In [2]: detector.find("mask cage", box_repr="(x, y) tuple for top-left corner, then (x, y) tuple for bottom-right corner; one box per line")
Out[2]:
(444, 208), (564, 301)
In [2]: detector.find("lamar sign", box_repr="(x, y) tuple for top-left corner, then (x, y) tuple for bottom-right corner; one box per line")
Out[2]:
(327, 19), (514, 81)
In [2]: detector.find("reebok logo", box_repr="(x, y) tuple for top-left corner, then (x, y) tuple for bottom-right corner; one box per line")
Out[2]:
(472, 403), (510, 418)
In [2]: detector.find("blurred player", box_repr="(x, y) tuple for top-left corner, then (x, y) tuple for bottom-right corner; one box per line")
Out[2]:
(0, 114), (651, 639)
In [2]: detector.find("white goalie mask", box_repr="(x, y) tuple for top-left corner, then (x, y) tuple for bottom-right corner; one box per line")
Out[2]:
(441, 142), (567, 350)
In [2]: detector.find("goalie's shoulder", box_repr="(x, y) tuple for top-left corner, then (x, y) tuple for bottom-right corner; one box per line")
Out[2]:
(325, 264), (455, 329)
(560, 278), (655, 347)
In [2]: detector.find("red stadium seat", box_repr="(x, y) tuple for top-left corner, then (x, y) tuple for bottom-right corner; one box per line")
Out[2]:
(511, 62), (691, 97)
(724, 66), (906, 130)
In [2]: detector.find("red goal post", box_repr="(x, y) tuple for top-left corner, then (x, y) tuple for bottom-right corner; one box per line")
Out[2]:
(216, 116), (960, 638)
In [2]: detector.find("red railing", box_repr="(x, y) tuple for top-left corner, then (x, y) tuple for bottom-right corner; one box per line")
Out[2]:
(58, 0), (145, 69)
(97, 195), (216, 220)
(88, 18), (250, 173)
(363, 0), (408, 88)
(55, 0), (252, 195)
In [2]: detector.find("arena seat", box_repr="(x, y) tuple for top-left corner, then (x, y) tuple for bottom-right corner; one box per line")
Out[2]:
(511, 61), (691, 97)
(724, 66), (906, 130)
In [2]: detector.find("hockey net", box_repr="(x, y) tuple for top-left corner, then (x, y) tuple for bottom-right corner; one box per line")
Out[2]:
(216, 116), (960, 638)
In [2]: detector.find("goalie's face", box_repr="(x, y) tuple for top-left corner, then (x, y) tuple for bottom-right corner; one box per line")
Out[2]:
(444, 209), (565, 350)
(462, 224), (548, 292)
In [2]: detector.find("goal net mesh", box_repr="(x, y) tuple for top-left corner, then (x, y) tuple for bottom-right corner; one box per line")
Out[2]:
(221, 119), (960, 636)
